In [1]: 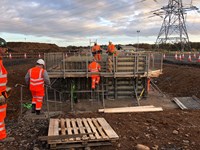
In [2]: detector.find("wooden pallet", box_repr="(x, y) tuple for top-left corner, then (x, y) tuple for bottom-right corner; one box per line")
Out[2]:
(46, 118), (119, 149)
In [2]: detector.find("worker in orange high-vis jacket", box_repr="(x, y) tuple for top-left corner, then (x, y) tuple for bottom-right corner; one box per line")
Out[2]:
(92, 42), (102, 61)
(88, 59), (101, 89)
(106, 41), (117, 56)
(25, 59), (50, 115)
(0, 37), (9, 141)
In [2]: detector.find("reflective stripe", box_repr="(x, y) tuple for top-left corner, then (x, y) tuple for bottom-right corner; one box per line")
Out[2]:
(32, 102), (36, 104)
(30, 81), (44, 86)
(0, 108), (6, 112)
(0, 121), (4, 126)
(0, 127), (5, 131)
(0, 74), (7, 78)
(36, 108), (41, 110)
(37, 100), (43, 102)
(0, 83), (7, 86)
(90, 68), (98, 72)
(33, 96), (43, 98)
(30, 78), (43, 82)
(39, 69), (43, 78)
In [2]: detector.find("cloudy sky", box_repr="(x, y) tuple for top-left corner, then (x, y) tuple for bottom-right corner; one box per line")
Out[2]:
(0, 0), (200, 46)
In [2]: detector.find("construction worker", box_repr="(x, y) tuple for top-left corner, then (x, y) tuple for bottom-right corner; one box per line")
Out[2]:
(92, 42), (102, 61)
(25, 59), (50, 115)
(106, 41), (117, 56)
(88, 59), (101, 89)
(0, 37), (8, 141)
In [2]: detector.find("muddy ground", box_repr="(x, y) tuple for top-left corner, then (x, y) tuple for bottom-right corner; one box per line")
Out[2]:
(1, 58), (200, 150)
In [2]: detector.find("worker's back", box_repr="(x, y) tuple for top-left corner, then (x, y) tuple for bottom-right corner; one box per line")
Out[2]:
(88, 61), (101, 72)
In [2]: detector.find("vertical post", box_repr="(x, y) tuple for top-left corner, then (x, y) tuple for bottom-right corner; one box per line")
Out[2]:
(54, 90), (57, 111)
(63, 53), (66, 79)
(20, 86), (23, 116)
(113, 54), (115, 78)
(114, 78), (117, 100)
(45, 87), (50, 121)
(70, 83), (74, 112)
(102, 78), (105, 108)
(59, 92), (62, 112)
(137, 30), (140, 51)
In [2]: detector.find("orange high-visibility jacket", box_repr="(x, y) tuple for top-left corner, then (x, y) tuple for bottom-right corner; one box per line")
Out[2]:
(107, 44), (115, 53)
(88, 61), (101, 73)
(0, 104), (7, 121)
(29, 66), (45, 91)
(0, 60), (7, 92)
(92, 45), (101, 52)
(0, 104), (7, 139)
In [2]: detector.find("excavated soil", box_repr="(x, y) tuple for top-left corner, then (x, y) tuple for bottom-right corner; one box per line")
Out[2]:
(1, 58), (200, 150)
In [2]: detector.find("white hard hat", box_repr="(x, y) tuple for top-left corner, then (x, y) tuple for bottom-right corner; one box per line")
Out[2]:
(37, 59), (45, 66)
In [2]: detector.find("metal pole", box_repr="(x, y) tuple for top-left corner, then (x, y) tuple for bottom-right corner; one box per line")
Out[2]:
(20, 86), (23, 116)
(70, 83), (74, 112)
(45, 87), (50, 120)
(54, 90), (57, 111)
(102, 78), (105, 108)
(137, 30), (140, 51)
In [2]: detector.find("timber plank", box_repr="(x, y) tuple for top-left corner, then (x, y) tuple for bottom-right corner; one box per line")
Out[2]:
(97, 118), (119, 139)
(48, 119), (55, 136)
(54, 119), (59, 136)
(82, 118), (95, 140)
(87, 118), (101, 140)
(76, 118), (88, 140)
(60, 119), (66, 135)
(101, 107), (163, 113)
(92, 118), (108, 139)
(71, 119), (81, 141)
(99, 105), (155, 112)
(66, 118), (73, 141)
(48, 119), (59, 144)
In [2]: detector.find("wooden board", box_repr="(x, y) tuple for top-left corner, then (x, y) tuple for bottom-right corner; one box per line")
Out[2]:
(47, 118), (119, 145)
(99, 105), (155, 112)
(99, 106), (163, 113)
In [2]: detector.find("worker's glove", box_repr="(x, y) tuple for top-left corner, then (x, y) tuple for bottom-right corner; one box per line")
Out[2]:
(0, 95), (6, 104)
(23, 103), (32, 109)
(2, 91), (9, 99)
(92, 52), (96, 56)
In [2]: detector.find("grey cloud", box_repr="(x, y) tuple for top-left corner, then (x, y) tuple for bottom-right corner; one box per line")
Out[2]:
(0, 0), (200, 45)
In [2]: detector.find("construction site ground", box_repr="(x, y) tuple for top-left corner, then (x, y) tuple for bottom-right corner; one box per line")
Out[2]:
(1, 57), (200, 150)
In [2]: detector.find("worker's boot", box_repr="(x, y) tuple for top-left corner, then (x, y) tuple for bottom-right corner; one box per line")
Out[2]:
(31, 104), (36, 113)
(36, 110), (40, 115)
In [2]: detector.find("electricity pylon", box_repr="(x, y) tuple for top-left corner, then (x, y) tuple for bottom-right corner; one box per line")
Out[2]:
(154, 0), (198, 51)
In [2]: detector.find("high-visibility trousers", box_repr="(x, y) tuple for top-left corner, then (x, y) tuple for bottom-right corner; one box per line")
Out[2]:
(147, 79), (151, 92)
(94, 54), (101, 61)
(31, 90), (44, 111)
(91, 75), (100, 89)
(0, 104), (7, 140)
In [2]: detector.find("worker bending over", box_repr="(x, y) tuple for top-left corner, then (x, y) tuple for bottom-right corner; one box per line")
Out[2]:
(25, 59), (50, 115)
(92, 42), (102, 61)
(0, 37), (9, 141)
(88, 59), (101, 89)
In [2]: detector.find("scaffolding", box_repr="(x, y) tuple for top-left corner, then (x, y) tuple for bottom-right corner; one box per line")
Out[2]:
(44, 51), (163, 111)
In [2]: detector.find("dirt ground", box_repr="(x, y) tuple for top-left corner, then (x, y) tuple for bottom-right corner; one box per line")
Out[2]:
(1, 58), (200, 150)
